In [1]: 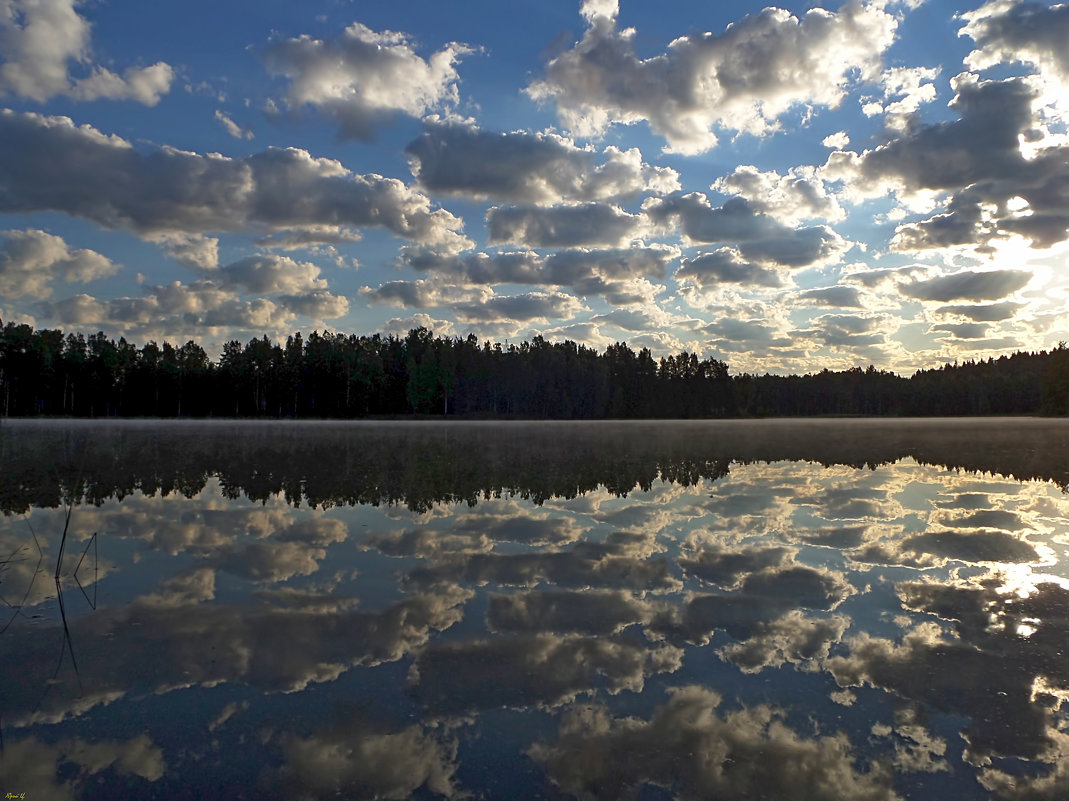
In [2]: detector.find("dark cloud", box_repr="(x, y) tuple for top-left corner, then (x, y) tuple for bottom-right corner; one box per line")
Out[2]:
(0, 110), (469, 250)
(931, 322), (990, 339)
(409, 633), (682, 714)
(676, 248), (784, 288)
(407, 530), (680, 593)
(899, 269), (1031, 302)
(702, 318), (793, 352)
(646, 194), (846, 267)
(406, 118), (677, 203)
(271, 719), (459, 799)
(678, 544), (791, 587)
(828, 74), (1069, 252)
(961, 0), (1069, 88)
(453, 291), (584, 323)
(900, 530), (1039, 563)
(651, 565), (851, 644)
(797, 286), (864, 307)
(486, 202), (643, 247)
(830, 579), (1069, 764)
(936, 301), (1023, 321)
(487, 590), (651, 636)
(530, 686), (899, 800)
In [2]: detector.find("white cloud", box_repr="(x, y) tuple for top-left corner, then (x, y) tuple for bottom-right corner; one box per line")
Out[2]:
(0, 228), (118, 298)
(527, 0), (898, 154)
(0, 0), (173, 104)
(713, 165), (844, 225)
(146, 233), (220, 270)
(261, 22), (473, 141)
(214, 110), (253, 140)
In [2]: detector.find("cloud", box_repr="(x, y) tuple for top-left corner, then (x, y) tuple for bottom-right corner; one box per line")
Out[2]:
(453, 290), (586, 323)
(961, 0), (1069, 93)
(701, 317), (793, 351)
(406, 118), (678, 203)
(527, 0), (897, 154)
(930, 322), (990, 339)
(0, 0), (173, 104)
(796, 286), (865, 307)
(712, 165), (844, 225)
(646, 194), (847, 268)
(898, 269), (1031, 302)
(675, 248), (784, 288)
(217, 254), (327, 294)
(0, 228), (118, 298)
(254, 226), (363, 251)
(360, 280), (491, 308)
(935, 301), (1023, 321)
(400, 244), (675, 306)
(487, 202), (646, 247)
(409, 633), (682, 714)
(0, 110), (471, 252)
(214, 110), (253, 140)
(261, 22), (472, 141)
(826, 73), (1069, 253)
(530, 686), (898, 800)
(272, 720), (459, 800)
(145, 233), (220, 270)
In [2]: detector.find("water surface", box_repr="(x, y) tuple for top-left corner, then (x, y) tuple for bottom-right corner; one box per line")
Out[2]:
(2, 419), (1069, 800)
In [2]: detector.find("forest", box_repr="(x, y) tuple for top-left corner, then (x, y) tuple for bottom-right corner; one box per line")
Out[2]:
(1, 319), (1067, 419)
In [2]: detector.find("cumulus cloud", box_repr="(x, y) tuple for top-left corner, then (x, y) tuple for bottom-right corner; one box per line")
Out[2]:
(0, 0), (173, 104)
(898, 269), (1031, 302)
(406, 118), (678, 203)
(935, 301), (1023, 321)
(146, 232), (220, 270)
(255, 226), (363, 251)
(261, 22), (472, 141)
(930, 322), (991, 339)
(360, 279), (491, 308)
(399, 244), (675, 306)
(410, 633), (682, 714)
(0, 228), (118, 298)
(0, 109), (471, 252)
(675, 248), (784, 288)
(272, 720), (459, 800)
(646, 194), (848, 268)
(826, 72), (1069, 253)
(796, 286), (865, 307)
(960, 0), (1069, 93)
(487, 202), (646, 248)
(527, 0), (897, 154)
(531, 687), (898, 800)
(453, 290), (586, 323)
(712, 165), (844, 225)
(41, 270), (349, 336)
(702, 317), (793, 352)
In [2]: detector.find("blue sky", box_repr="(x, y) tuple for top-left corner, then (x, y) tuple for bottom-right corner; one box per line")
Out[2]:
(1, 0), (1067, 374)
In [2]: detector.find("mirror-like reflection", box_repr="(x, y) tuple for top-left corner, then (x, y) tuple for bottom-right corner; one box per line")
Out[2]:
(2, 419), (1069, 799)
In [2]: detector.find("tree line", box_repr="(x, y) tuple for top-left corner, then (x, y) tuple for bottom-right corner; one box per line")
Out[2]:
(1, 319), (1067, 419)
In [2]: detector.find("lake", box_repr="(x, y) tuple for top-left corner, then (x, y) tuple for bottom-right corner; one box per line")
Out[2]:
(2, 418), (1069, 800)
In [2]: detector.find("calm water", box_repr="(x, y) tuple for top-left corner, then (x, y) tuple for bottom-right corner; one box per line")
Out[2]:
(2, 419), (1069, 800)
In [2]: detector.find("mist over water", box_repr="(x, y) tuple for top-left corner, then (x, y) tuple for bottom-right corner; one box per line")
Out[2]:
(2, 419), (1069, 800)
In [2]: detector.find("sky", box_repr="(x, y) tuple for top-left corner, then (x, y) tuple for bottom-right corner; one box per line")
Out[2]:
(0, 0), (1067, 374)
